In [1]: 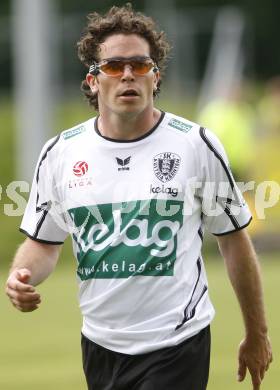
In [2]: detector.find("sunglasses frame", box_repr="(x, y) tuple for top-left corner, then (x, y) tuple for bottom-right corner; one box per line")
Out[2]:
(89, 56), (159, 77)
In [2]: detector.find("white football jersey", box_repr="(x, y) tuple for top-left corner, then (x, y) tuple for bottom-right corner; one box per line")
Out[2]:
(21, 111), (252, 354)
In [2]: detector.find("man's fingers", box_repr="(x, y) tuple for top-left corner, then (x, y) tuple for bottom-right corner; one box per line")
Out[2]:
(9, 294), (41, 312)
(260, 366), (266, 381)
(251, 373), (262, 390)
(238, 336), (273, 389)
(264, 352), (273, 372)
(237, 359), (247, 382)
(266, 361), (271, 371)
(249, 368), (261, 390)
(7, 288), (41, 304)
(6, 269), (33, 290)
(17, 270), (31, 283)
(6, 269), (41, 312)
(12, 301), (40, 312)
(6, 275), (41, 313)
(6, 278), (35, 293)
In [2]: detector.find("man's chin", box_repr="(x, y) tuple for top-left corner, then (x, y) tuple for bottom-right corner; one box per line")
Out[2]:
(114, 104), (143, 116)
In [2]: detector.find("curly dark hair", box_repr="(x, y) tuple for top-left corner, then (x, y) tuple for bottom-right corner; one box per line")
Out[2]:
(77, 3), (171, 110)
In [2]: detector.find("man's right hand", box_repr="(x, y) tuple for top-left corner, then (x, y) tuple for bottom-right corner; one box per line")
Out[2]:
(5, 268), (41, 312)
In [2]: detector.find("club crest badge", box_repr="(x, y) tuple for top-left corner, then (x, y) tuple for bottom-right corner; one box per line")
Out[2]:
(153, 152), (181, 182)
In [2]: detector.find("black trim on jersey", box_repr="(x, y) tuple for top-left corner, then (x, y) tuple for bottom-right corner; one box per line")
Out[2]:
(19, 228), (64, 245)
(224, 204), (239, 229)
(198, 213), (204, 242)
(36, 201), (48, 213)
(198, 227), (204, 242)
(199, 126), (235, 190)
(36, 135), (60, 183)
(213, 216), (252, 236)
(198, 215), (204, 242)
(199, 126), (249, 231)
(94, 111), (165, 143)
(34, 209), (49, 238)
(175, 258), (208, 331)
(34, 135), (60, 238)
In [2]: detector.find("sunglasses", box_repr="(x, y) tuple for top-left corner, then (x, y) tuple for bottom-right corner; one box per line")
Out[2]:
(89, 56), (158, 77)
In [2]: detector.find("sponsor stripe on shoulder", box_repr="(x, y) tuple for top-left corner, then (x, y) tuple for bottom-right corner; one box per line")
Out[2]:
(62, 125), (86, 140)
(168, 118), (193, 133)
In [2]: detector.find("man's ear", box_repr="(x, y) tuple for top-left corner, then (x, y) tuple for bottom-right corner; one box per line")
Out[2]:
(86, 73), (99, 94)
(153, 71), (160, 92)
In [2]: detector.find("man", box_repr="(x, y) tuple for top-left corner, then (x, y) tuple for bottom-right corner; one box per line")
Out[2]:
(6, 4), (272, 390)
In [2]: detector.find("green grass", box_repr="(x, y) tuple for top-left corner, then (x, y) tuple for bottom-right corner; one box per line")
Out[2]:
(0, 100), (15, 187)
(206, 253), (279, 390)
(0, 242), (86, 390)
(0, 250), (278, 390)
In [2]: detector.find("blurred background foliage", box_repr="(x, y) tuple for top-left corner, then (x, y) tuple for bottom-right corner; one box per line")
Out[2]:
(0, 0), (280, 87)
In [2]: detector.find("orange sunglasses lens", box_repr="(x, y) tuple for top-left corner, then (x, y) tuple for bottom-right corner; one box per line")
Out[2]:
(100, 60), (154, 76)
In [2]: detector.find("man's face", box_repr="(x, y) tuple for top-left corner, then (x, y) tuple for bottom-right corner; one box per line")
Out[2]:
(86, 34), (159, 116)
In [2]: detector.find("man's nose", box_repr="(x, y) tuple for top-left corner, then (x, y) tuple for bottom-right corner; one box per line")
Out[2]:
(121, 65), (135, 81)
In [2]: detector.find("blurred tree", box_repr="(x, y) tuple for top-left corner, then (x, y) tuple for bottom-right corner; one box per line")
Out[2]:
(1, 0), (280, 88)
(0, 0), (9, 15)
(245, 0), (280, 78)
(0, 1), (11, 88)
(58, 0), (145, 13)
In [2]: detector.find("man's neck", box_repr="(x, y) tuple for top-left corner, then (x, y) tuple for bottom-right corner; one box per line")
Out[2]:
(97, 107), (162, 141)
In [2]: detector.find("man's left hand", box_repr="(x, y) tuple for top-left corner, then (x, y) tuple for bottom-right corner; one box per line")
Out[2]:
(237, 334), (273, 389)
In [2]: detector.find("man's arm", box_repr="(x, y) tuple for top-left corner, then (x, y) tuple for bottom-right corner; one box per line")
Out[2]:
(5, 237), (61, 312)
(216, 229), (272, 390)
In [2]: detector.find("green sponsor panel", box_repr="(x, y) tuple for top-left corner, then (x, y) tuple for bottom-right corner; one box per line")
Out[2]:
(68, 199), (183, 280)
(168, 118), (192, 133)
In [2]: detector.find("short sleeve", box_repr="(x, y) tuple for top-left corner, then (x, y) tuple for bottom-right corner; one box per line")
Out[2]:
(20, 135), (69, 244)
(198, 127), (252, 235)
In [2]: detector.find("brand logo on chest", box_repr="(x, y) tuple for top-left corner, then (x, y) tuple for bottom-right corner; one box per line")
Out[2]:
(116, 156), (131, 171)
